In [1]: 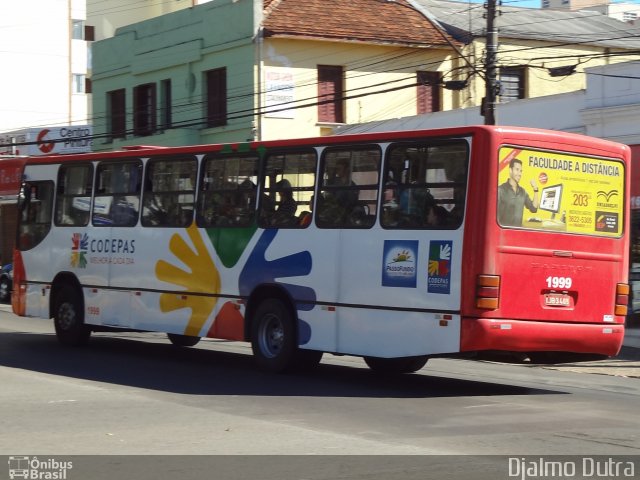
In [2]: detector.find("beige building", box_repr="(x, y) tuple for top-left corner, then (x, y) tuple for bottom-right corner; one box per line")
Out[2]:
(417, 0), (640, 109)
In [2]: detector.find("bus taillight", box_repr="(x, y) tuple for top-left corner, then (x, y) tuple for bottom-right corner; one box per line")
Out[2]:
(11, 250), (26, 317)
(476, 275), (500, 309)
(615, 283), (629, 316)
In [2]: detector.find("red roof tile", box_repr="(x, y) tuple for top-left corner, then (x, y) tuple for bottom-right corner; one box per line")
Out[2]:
(263, 0), (455, 47)
(263, 0), (281, 12)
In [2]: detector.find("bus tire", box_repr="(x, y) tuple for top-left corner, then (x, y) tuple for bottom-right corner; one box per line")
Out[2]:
(167, 333), (201, 347)
(363, 355), (428, 374)
(53, 285), (91, 346)
(251, 298), (299, 373)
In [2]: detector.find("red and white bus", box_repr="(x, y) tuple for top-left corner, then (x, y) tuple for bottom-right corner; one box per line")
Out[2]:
(11, 125), (630, 373)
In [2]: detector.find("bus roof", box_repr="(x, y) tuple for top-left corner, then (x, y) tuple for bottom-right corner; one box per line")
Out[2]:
(20, 125), (629, 166)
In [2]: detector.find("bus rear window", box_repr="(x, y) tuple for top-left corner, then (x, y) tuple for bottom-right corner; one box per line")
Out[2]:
(497, 146), (624, 237)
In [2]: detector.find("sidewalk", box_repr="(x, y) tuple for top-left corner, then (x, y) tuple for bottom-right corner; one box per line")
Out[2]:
(540, 327), (640, 378)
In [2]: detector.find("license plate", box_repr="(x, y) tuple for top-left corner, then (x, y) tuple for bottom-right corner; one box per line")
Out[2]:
(544, 293), (571, 307)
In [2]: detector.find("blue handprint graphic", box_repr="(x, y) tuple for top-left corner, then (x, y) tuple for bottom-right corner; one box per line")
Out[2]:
(239, 229), (316, 344)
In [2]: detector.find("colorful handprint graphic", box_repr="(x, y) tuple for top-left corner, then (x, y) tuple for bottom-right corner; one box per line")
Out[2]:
(156, 224), (220, 336)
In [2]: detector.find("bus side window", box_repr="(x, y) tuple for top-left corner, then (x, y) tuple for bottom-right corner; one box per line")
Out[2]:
(93, 160), (142, 227)
(317, 146), (380, 229)
(258, 150), (317, 229)
(196, 154), (259, 228)
(142, 156), (197, 227)
(55, 164), (93, 227)
(383, 142), (468, 229)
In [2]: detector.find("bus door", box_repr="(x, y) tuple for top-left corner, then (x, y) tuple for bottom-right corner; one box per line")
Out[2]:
(15, 176), (55, 318)
(51, 163), (106, 327)
(325, 141), (468, 357)
(91, 160), (142, 328)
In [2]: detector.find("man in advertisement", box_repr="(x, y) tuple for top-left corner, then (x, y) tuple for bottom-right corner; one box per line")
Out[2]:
(497, 158), (540, 227)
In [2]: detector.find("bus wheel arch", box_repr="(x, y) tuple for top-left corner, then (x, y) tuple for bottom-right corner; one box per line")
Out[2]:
(247, 285), (322, 373)
(50, 273), (90, 346)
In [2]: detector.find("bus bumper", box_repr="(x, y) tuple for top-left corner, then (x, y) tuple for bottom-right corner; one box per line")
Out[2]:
(460, 318), (625, 357)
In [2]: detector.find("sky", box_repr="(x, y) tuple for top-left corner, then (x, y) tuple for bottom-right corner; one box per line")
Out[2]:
(468, 0), (640, 9)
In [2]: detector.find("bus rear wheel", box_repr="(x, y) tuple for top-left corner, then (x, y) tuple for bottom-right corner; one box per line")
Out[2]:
(251, 298), (323, 373)
(167, 333), (201, 347)
(363, 355), (428, 374)
(53, 285), (91, 346)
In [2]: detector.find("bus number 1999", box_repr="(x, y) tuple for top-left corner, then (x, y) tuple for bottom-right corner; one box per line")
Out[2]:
(546, 276), (572, 289)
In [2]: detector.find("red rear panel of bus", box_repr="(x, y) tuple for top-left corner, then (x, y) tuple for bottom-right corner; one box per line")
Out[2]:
(460, 127), (629, 356)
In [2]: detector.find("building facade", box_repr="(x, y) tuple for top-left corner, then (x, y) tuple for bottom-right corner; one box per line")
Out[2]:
(0, 0), (93, 265)
(90, 0), (640, 150)
(90, 0), (455, 150)
(0, 0), (91, 134)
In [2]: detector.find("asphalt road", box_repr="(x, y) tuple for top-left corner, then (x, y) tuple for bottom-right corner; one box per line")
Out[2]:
(1, 307), (639, 479)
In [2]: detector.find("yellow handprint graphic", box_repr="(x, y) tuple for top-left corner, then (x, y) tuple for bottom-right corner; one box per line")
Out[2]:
(156, 224), (220, 337)
(428, 259), (440, 276)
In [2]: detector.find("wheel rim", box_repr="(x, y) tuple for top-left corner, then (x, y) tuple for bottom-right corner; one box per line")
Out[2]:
(258, 313), (284, 358)
(57, 302), (76, 331)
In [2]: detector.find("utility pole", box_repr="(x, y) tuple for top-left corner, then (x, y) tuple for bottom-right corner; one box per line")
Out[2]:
(484, 0), (499, 125)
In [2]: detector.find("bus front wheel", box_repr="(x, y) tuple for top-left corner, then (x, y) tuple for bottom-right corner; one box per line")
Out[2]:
(53, 285), (91, 346)
(363, 355), (428, 374)
(167, 333), (201, 347)
(251, 298), (322, 373)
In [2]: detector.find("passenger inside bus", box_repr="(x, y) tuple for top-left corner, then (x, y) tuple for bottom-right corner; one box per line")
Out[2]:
(423, 193), (448, 227)
(298, 195), (314, 227)
(320, 159), (359, 224)
(330, 159), (357, 193)
(232, 178), (257, 225)
(270, 179), (298, 226)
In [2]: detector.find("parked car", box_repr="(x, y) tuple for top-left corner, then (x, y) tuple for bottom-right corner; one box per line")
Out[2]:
(0, 263), (13, 303)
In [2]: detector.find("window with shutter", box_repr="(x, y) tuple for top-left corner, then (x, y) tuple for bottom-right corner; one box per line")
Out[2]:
(206, 68), (227, 127)
(133, 83), (157, 136)
(108, 89), (126, 141)
(160, 79), (172, 130)
(84, 25), (95, 42)
(317, 65), (344, 123)
(499, 67), (526, 103)
(417, 71), (441, 114)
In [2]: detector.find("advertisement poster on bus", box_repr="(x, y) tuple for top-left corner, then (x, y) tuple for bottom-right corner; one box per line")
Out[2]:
(497, 147), (624, 237)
